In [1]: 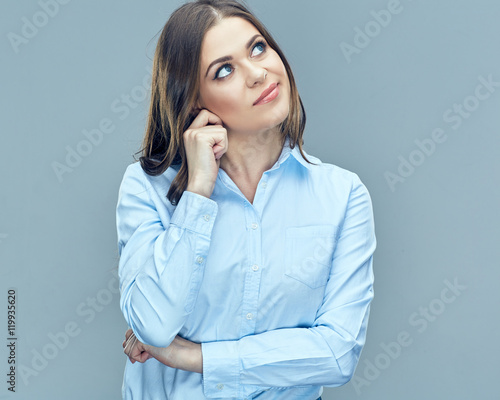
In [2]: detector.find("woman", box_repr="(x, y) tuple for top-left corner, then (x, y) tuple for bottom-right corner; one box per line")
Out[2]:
(116, 0), (376, 399)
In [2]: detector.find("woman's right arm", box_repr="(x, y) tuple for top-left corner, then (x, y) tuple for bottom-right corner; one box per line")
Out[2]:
(117, 109), (227, 349)
(116, 164), (218, 348)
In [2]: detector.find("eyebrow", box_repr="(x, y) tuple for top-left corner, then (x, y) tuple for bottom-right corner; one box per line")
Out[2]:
(204, 34), (262, 78)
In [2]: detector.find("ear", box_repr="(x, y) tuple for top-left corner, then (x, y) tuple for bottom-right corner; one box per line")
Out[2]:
(191, 97), (203, 114)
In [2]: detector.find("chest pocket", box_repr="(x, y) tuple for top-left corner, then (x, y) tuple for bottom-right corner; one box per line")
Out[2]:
(284, 224), (339, 289)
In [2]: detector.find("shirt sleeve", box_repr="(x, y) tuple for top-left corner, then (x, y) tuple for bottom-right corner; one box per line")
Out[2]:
(201, 173), (376, 398)
(116, 164), (218, 348)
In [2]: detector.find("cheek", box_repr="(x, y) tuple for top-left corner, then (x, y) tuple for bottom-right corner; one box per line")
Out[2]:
(270, 52), (287, 75)
(206, 88), (244, 115)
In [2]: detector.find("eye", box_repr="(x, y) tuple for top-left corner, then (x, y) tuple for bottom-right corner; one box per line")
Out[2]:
(251, 41), (266, 57)
(215, 64), (233, 80)
(213, 40), (268, 80)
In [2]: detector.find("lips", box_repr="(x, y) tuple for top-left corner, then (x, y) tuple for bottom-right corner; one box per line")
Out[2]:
(254, 83), (279, 106)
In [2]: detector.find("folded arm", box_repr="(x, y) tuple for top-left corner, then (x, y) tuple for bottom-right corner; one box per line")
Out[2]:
(116, 165), (218, 348)
(201, 173), (376, 398)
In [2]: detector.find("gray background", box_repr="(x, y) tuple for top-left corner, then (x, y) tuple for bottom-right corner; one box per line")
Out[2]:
(1, 0), (498, 399)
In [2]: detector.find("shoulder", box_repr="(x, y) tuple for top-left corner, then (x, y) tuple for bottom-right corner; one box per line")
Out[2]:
(121, 161), (180, 187)
(118, 161), (181, 205)
(306, 158), (375, 237)
(298, 150), (369, 197)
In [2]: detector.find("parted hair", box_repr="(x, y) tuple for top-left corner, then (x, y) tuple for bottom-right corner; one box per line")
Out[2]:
(136, 0), (315, 206)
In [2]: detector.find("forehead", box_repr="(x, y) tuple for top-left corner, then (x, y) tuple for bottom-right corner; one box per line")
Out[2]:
(200, 17), (261, 66)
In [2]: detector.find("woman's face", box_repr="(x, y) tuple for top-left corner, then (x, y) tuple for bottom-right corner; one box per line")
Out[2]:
(196, 17), (291, 134)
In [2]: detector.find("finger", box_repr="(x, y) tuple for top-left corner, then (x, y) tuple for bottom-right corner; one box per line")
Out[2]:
(125, 328), (133, 340)
(128, 337), (138, 358)
(124, 330), (136, 347)
(137, 351), (150, 363)
(125, 334), (140, 356)
(212, 133), (228, 157)
(130, 343), (151, 364)
(189, 109), (223, 130)
(124, 330), (134, 349)
(124, 334), (138, 358)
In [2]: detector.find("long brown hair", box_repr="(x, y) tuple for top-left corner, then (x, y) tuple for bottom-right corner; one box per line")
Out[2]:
(137, 0), (316, 206)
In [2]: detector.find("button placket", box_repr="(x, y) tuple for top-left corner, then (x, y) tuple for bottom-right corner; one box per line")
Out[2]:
(240, 206), (262, 337)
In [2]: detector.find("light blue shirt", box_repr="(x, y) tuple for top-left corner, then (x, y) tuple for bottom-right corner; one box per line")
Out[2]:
(116, 137), (376, 399)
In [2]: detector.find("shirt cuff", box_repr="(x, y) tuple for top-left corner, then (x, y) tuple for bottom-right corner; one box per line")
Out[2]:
(202, 340), (240, 398)
(170, 190), (218, 237)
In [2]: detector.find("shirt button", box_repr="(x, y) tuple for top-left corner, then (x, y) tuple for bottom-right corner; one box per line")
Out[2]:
(252, 264), (259, 271)
(216, 383), (224, 390)
(196, 256), (204, 264)
(203, 214), (210, 221)
(251, 223), (258, 230)
(261, 182), (267, 188)
(246, 312), (253, 320)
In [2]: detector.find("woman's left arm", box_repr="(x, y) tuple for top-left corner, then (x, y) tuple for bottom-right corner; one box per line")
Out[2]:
(199, 173), (376, 398)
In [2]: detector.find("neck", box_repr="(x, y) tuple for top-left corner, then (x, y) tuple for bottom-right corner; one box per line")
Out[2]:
(219, 127), (285, 182)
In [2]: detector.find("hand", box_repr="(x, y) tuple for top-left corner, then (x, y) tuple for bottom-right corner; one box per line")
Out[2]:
(184, 109), (228, 198)
(122, 328), (154, 364)
(122, 328), (203, 373)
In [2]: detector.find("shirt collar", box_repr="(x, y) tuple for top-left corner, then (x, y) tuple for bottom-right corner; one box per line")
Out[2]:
(172, 136), (314, 172)
(276, 136), (314, 170)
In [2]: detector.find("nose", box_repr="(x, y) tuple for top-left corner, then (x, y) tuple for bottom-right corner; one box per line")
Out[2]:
(246, 64), (268, 87)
